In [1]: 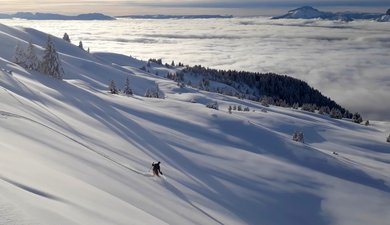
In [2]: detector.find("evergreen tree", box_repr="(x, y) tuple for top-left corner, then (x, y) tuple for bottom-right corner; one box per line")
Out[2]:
(318, 106), (325, 114)
(365, 120), (370, 126)
(206, 101), (219, 110)
(330, 108), (342, 119)
(40, 35), (64, 80)
(109, 80), (118, 94)
(293, 132), (304, 143)
(14, 41), (26, 67)
(144, 84), (161, 98)
(63, 33), (71, 43)
(352, 112), (363, 124)
(78, 41), (84, 50)
(171, 60), (175, 67)
(123, 77), (133, 95)
(24, 41), (39, 70)
(228, 105), (232, 114)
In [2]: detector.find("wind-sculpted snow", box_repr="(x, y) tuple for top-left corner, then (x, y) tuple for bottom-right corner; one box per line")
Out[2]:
(2, 17), (389, 120)
(0, 23), (390, 225)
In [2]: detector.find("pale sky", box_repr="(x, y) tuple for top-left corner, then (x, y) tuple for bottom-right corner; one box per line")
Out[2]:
(0, 0), (389, 16)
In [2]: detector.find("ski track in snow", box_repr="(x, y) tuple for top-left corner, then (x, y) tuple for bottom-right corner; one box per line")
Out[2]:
(0, 109), (149, 177)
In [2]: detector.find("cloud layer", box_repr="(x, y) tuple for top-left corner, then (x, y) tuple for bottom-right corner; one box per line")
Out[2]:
(2, 18), (390, 120)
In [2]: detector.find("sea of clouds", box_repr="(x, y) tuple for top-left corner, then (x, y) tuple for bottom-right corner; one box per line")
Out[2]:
(2, 17), (389, 120)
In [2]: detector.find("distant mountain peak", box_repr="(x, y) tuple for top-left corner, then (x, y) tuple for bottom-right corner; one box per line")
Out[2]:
(289, 6), (319, 12)
(273, 6), (386, 21)
(273, 6), (329, 19)
(0, 12), (115, 20)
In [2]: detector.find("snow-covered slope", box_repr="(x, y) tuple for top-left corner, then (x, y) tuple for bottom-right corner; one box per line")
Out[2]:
(1, 23), (390, 225)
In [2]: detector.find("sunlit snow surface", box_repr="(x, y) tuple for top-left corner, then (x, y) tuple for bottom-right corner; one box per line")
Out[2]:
(0, 22), (389, 225)
(1, 17), (389, 120)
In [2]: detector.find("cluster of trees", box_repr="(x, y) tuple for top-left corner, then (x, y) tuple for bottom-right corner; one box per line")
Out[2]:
(163, 64), (372, 124)
(292, 132), (304, 143)
(148, 58), (184, 68)
(63, 32), (89, 52)
(173, 65), (347, 114)
(144, 84), (162, 98)
(206, 101), (219, 110)
(14, 36), (64, 80)
(108, 77), (133, 95)
(228, 105), (250, 113)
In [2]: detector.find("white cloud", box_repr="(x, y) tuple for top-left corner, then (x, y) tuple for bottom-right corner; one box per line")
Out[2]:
(2, 18), (389, 120)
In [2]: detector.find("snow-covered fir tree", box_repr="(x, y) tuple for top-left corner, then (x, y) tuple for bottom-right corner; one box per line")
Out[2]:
(63, 33), (71, 43)
(109, 80), (118, 94)
(40, 35), (64, 80)
(330, 108), (342, 119)
(293, 132), (304, 143)
(14, 41), (26, 67)
(123, 77), (133, 96)
(206, 101), (219, 110)
(352, 112), (363, 124)
(24, 41), (39, 70)
(144, 84), (161, 98)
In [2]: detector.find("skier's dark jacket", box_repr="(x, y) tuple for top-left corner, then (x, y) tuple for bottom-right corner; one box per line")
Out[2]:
(152, 162), (162, 175)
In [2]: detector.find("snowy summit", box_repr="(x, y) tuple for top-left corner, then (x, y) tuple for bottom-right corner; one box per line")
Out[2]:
(273, 6), (387, 21)
(0, 22), (389, 225)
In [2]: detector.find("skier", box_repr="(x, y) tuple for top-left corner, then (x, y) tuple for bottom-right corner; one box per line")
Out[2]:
(151, 161), (163, 177)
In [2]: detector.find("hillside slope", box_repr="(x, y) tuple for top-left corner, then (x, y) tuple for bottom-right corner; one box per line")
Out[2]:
(0, 24), (389, 225)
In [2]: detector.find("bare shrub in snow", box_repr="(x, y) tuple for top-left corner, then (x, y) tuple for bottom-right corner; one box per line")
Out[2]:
(293, 132), (304, 143)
